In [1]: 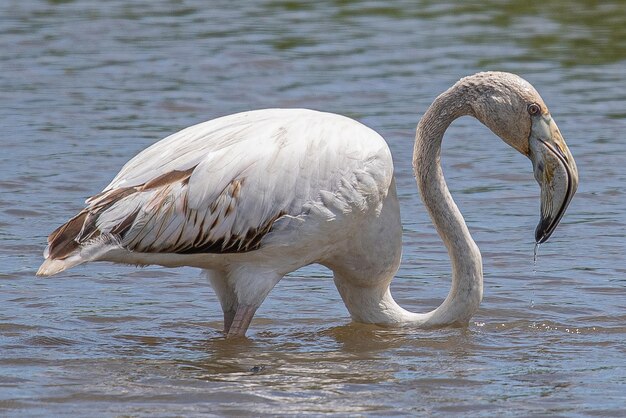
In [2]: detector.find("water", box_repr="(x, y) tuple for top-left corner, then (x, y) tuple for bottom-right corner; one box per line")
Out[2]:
(1, 0), (625, 416)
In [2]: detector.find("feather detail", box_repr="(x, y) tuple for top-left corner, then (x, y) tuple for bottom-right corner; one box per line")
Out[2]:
(46, 211), (88, 259)
(39, 109), (394, 277)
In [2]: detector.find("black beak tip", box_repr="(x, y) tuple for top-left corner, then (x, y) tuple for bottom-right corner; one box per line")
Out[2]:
(535, 219), (553, 244)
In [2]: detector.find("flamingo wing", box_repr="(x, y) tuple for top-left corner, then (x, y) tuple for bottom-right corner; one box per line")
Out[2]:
(39, 109), (393, 274)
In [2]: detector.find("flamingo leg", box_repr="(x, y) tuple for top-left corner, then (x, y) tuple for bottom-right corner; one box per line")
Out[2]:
(206, 270), (239, 334)
(223, 309), (236, 334)
(226, 305), (257, 338)
(215, 269), (281, 337)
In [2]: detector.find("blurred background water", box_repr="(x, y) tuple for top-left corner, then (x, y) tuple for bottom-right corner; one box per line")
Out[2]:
(1, 0), (625, 416)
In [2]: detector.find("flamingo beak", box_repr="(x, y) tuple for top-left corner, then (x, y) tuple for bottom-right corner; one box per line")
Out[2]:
(528, 114), (578, 244)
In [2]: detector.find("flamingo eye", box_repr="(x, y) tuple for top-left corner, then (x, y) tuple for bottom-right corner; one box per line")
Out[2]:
(527, 103), (541, 116)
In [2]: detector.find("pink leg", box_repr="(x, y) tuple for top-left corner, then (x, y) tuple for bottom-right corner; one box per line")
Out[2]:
(226, 305), (257, 338)
(223, 309), (235, 334)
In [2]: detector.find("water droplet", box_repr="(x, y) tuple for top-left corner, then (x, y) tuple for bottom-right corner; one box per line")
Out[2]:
(531, 243), (540, 308)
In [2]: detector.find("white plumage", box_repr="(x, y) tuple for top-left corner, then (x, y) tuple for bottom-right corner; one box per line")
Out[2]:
(39, 108), (399, 336)
(106, 109), (392, 255)
(38, 72), (578, 338)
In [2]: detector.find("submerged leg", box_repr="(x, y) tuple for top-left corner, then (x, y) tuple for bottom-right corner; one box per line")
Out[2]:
(224, 268), (283, 338)
(223, 309), (236, 333)
(226, 305), (258, 338)
(206, 270), (237, 334)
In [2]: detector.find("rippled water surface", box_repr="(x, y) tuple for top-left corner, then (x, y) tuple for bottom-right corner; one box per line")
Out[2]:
(1, 1), (625, 416)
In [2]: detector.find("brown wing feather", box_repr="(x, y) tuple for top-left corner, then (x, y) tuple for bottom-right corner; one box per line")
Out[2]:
(44, 165), (283, 260)
(45, 169), (195, 261)
(47, 211), (88, 259)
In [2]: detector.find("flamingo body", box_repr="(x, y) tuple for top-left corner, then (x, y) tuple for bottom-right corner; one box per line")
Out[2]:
(38, 72), (578, 337)
(38, 109), (403, 336)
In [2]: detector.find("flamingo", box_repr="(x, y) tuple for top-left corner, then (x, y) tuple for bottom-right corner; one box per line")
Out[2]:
(37, 72), (578, 337)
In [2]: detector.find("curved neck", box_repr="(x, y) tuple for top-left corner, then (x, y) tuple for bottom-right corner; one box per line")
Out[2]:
(410, 85), (484, 325)
(414, 85), (477, 255)
(332, 83), (484, 328)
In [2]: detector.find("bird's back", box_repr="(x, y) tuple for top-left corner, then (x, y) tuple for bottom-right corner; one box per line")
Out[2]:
(38, 108), (395, 276)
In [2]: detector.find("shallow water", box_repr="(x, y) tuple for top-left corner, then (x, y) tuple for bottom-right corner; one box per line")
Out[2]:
(1, 0), (625, 416)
